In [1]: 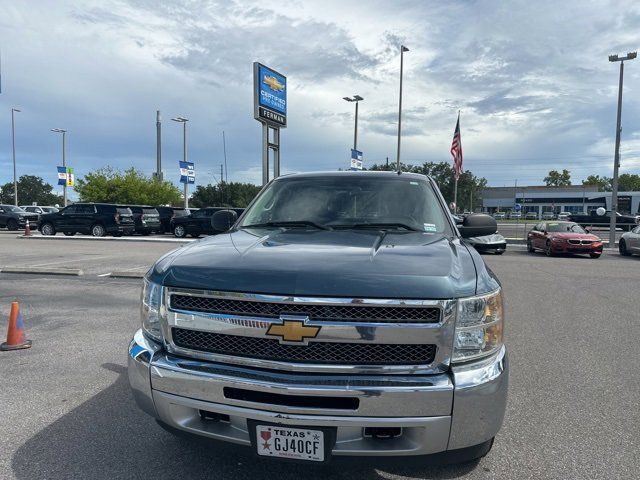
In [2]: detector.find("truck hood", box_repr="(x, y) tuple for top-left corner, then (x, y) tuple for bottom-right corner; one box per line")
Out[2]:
(150, 228), (497, 299)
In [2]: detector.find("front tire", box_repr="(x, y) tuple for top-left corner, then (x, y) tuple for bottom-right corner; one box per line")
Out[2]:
(41, 222), (56, 236)
(545, 241), (554, 257)
(173, 225), (186, 238)
(619, 240), (630, 256)
(91, 223), (106, 237)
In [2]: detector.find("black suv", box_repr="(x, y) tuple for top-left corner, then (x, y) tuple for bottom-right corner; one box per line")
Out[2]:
(125, 206), (162, 235)
(38, 203), (135, 237)
(155, 206), (191, 234)
(171, 207), (244, 238)
(0, 205), (39, 230)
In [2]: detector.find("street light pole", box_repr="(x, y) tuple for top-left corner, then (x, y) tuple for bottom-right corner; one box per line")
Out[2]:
(11, 108), (20, 206)
(396, 45), (409, 172)
(51, 128), (68, 207)
(608, 51), (636, 248)
(172, 117), (189, 208)
(343, 95), (364, 151)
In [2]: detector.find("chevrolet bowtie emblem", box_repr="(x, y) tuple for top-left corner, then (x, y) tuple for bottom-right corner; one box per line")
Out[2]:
(266, 319), (320, 343)
(263, 75), (284, 92)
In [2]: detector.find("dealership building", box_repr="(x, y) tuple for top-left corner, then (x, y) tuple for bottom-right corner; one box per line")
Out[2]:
(481, 185), (640, 216)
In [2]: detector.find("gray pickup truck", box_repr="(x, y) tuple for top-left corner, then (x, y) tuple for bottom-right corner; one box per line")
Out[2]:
(129, 171), (508, 464)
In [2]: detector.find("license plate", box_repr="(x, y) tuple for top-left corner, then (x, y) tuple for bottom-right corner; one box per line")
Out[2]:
(255, 425), (325, 462)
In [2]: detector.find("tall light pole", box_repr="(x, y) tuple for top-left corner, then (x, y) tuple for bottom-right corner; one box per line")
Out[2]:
(171, 116), (189, 208)
(51, 128), (68, 207)
(396, 45), (409, 172)
(608, 51), (636, 248)
(343, 95), (364, 151)
(155, 110), (162, 182)
(11, 108), (21, 206)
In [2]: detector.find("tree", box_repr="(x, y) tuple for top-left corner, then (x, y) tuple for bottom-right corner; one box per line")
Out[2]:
(191, 182), (262, 208)
(544, 169), (572, 187)
(0, 175), (63, 206)
(368, 161), (487, 212)
(617, 173), (640, 192)
(582, 175), (611, 191)
(74, 167), (182, 205)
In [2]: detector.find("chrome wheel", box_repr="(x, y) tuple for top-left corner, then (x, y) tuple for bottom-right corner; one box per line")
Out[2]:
(174, 225), (186, 238)
(91, 224), (106, 237)
(41, 223), (56, 236)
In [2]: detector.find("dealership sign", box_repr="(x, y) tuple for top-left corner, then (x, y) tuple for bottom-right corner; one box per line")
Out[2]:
(179, 161), (195, 184)
(57, 166), (74, 187)
(254, 63), (287, 127)
(350, 149), (363, 170)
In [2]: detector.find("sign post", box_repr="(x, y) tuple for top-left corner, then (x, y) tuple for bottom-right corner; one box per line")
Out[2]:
(254, 63), (287, 185)
(179, 161), (195, 208)
(350, 149), (363, 170)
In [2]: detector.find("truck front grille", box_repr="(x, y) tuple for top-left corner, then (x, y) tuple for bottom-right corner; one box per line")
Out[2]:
(172, 328), (436, 365)
(170, 294), (440, 323)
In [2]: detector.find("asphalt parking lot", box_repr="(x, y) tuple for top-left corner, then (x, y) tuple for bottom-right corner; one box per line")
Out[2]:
(1, 238), (639, 479)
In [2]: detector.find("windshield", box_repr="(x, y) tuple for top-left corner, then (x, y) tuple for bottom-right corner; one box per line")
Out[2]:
(239, 175), (451, 233)
(547, 222), (586, 233)
(3, 206), (25, 213)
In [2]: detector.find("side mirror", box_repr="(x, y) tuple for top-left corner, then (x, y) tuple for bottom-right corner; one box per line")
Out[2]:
(211, 209), (238, 232)
(458, 214), (497, 238)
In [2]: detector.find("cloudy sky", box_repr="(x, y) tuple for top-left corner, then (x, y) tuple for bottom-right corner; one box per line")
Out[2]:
(1, 0), (639, 197)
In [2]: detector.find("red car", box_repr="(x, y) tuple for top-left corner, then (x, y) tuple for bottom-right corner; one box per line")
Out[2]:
(527, 221), (603, 258)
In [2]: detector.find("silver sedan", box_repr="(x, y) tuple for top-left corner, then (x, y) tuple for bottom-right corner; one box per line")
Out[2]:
(619, 225), (640, 256)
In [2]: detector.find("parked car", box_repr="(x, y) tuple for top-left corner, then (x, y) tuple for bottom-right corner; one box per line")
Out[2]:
(125, 205), (162, 235)
(541, 211), (556, 220)
(129, 171), (507, 464)
(527, 221), (603, 258)
(508, 212), (521, 220)
(155, 206), (191, 234)
(171, 207), (244, 238)
(618, 225), (640, 256)
(557, 212), (571, 220)
(38, 203), (135, 237)
(568, 210), (639, 232)
(0, 205), (39, 231)
(466, 233), (507, 254)
(525, 211), (538, 220)
(493, 212), (506, 220)
(20, 205), (59, 215)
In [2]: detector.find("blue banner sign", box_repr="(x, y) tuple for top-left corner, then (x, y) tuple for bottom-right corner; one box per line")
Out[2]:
(350, 149), (363, 170)
(254, 62), (287, 127)
(179, 161), (195, 184)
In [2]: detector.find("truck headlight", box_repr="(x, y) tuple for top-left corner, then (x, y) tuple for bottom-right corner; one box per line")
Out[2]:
(453, 289), (504, 364)
(141, 277), (164, 342)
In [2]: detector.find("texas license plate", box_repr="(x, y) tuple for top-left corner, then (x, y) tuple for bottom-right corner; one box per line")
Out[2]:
(255, 425), (325, 462)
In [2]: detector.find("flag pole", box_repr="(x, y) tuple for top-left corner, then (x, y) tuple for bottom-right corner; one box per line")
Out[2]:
(454, 177), (458, 213)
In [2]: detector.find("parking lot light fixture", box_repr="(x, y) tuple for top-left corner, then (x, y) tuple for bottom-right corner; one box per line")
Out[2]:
(607, 51), (636, 248)
(343, 95), (364, 151)
(50, 128), (68, 207)
(171, 116), (189, 208)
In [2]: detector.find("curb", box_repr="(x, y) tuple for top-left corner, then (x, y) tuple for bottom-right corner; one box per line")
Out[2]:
(17, 235), (192, 244)
(0, 266), (84, 276)
(109, 271), (146, 279)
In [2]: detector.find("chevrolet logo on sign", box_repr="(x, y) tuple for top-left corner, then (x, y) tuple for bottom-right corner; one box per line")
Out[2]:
(266, 318), (320, 344)
(263, 75), (284, 92)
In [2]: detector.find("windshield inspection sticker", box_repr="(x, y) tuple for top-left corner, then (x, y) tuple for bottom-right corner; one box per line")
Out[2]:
(423, 223), (437, 232)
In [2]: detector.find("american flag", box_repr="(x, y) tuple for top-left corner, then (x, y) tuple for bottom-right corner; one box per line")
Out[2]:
(450, 113), (463, 180)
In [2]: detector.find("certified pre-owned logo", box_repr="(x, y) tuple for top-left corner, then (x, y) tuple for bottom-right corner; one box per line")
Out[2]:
(263, 75), (284, 92)
(266, 318), (320, 344)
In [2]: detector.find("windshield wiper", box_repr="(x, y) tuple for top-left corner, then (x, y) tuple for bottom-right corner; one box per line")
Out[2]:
(333, 222), (421, 232)
(241, 221), (332, 231)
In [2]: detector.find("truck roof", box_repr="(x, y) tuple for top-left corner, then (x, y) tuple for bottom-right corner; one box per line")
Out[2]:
(276, 171), (432, 181)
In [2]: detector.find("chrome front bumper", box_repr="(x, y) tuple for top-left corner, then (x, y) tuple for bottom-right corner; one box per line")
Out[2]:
(128, 329), (508, 456)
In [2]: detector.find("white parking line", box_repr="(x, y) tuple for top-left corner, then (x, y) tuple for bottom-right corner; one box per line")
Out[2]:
(29, 255), (113, 267)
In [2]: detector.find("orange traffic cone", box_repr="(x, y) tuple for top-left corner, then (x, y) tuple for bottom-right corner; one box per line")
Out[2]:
(1, 302), (32, 351)
(24, 222), (31, 236)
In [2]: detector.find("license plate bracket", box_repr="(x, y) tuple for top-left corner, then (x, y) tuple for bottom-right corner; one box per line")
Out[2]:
(248, 420), (336, 463)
